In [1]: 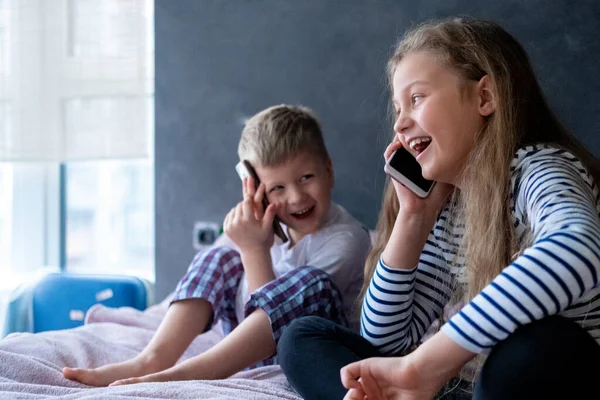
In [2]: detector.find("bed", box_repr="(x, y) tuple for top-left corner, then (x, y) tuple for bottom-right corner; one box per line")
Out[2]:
(0, 293), (303, 399)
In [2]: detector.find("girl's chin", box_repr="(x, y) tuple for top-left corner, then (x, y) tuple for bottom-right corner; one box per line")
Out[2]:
(419, 161), (441, 181)
(420, 167), (435, 181)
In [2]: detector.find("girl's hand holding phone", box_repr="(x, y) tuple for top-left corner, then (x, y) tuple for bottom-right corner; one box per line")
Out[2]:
(384, 140), (453, 218)
(223, 176), (279, 253)
(381, 140), (454, 269)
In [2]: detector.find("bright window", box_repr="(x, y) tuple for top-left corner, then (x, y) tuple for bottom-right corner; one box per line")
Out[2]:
(0, 164), (12, 269)
(0, 0), (154, 335)
(66, 159), (154, 279)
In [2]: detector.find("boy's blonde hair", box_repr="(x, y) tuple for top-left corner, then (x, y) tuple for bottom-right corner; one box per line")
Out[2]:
(237, 104), (330, 167)
(360, 17), (600, 308)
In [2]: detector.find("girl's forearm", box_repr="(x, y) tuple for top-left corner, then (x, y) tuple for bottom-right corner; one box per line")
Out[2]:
(408, 331), (476, 388)
(381, 211), (437, 269)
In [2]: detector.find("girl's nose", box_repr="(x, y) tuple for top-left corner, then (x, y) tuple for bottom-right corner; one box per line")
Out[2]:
(393, 113), (413, 134)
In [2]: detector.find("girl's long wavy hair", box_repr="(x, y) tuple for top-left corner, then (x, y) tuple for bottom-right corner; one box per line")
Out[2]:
(359, 17), (600, 306)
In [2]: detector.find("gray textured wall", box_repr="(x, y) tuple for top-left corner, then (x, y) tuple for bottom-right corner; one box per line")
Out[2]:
(154, 0), (600, 300)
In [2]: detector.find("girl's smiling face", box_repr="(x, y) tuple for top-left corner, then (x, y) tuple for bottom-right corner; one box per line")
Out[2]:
(391, 51), (494, 186)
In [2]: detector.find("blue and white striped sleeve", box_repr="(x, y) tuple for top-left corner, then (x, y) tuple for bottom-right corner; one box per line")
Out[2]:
(361, 234), (454, 355)
(441, 150), (600, 354)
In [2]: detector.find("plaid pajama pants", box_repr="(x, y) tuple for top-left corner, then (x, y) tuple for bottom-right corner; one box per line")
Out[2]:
(171, 246), (348, 368)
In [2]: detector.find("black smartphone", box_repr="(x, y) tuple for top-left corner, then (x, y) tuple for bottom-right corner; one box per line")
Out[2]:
(384, 147), (435, 197)
(235, 160), (288, 242)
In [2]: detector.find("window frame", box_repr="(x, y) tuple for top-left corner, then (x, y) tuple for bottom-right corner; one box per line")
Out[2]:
(2, 0), (154, 275)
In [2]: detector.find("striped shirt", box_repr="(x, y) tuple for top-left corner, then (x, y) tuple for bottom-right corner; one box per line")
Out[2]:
(361, 145), (600, 355)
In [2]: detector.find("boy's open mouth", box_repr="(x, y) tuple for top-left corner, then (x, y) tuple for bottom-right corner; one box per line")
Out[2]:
(291, 206), (315, 220)
(408, 136), (432, 155)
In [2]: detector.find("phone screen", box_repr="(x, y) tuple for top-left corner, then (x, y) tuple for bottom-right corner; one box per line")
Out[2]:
(388, 147), (434, 192)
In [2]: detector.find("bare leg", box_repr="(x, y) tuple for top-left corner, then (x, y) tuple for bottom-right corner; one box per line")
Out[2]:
(63, 298), (212, 387)
(110, 308), (275, 385)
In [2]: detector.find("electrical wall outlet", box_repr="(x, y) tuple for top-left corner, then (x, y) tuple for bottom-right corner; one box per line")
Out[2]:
(193, 221), (221, 250)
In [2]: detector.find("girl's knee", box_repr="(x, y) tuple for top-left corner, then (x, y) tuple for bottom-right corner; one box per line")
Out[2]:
(496, 315), (592, 353)
(279, 316), (337, 345)
(293, 315), (334, 333)
(278, 316), (335, 362)
(475, 316), (599, 399)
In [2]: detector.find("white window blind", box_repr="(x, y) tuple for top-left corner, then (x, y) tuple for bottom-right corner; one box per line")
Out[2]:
(0, 0), (153, 162)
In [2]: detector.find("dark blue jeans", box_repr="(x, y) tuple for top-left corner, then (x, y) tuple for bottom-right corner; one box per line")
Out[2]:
(278, 315), (600, 400)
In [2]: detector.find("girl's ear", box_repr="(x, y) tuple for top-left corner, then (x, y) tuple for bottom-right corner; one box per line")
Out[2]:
(477, 75), (497, 117)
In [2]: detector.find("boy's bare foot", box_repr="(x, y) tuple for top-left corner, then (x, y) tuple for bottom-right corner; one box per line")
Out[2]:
(109, 369), (173, 386)
(63, 356), (164, 387)
(109, 355), (219, 386)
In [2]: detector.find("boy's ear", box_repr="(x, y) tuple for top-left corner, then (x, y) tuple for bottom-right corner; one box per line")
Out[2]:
(326, 158), (335, 188)
(476, 75), (496, 117)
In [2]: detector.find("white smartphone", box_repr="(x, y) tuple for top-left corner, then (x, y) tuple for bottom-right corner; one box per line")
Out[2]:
(384, 147), (435, 198)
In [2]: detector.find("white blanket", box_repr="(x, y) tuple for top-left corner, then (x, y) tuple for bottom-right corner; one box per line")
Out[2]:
(0, 297), (302, 399)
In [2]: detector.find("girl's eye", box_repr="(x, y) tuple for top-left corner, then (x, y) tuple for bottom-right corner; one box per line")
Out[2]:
(300, 174), (313, 183)
(411, 94), (423, 105)
(269, 185), (284, 193)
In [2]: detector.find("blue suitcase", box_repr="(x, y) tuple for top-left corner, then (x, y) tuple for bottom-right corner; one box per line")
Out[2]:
(2, 273), (153, 336)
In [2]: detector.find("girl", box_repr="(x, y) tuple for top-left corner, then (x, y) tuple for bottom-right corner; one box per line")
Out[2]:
(277, 17), (600, 400)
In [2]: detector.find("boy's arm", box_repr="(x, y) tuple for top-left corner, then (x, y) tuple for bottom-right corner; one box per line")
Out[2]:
(223, 185), (279, 292)
(212, 232), (239, 252)
(215, 232), (276, 292)
(240, 247), (275, 293)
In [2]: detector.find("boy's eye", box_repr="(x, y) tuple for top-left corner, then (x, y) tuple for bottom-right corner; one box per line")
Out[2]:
(299, 174), (313, 183)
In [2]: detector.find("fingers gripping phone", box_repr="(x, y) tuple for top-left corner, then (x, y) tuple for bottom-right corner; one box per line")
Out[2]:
(235, 160), (288, 243)
(384, 147), (435, 198)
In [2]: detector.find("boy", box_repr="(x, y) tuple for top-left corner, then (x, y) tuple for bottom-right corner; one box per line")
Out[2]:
(63, 104), (371, 386)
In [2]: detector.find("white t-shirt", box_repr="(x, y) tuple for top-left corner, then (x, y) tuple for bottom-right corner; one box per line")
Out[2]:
(235, 202), (371, 328)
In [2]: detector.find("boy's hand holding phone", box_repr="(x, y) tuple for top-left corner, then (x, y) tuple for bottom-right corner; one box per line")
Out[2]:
(225, 170), (279, 290)
(235, 160), (288, 243)
(223, 177), (279, 253)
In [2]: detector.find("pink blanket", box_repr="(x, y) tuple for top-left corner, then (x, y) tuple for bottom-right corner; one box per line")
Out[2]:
(0, 297), (302, 399)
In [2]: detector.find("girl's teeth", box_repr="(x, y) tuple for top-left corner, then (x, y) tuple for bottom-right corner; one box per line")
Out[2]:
(409, 137), (431, 152)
